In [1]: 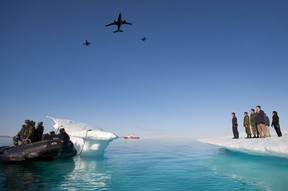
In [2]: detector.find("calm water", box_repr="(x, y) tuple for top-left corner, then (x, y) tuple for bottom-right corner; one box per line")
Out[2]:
(0, 137), (287, 191)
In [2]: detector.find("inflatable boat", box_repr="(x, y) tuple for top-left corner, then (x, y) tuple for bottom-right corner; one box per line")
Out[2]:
(0, 136), (77, 162)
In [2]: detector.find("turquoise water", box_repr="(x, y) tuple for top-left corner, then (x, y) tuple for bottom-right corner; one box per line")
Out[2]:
(0, 137), (287, 191)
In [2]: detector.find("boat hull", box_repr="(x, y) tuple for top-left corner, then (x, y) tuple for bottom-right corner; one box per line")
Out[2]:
(123, 136), (140, 139)
(0, 139), (77, 162)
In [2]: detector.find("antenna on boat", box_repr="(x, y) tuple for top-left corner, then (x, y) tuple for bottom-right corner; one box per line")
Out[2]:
(77, 129), (92, 156)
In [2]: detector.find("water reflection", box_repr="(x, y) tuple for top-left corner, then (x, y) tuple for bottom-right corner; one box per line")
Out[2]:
(60, 156), (113, 191)
(205, 148), (288, 191)
(0, 159), (75, 191)
(0, 136), (114, 191)
(0, 156), (114, 191)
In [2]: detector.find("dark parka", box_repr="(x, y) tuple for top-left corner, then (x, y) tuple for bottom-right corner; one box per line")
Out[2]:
(34, 123), (44, 142)
(232, 116), (238, 127)
(232, 115), (239, 138)
(271, 114), (280, 127)
(271, 113), (282, 137)
(255, 110), (265, 125)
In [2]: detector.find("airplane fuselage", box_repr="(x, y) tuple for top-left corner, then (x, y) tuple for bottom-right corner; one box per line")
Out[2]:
(106, 13), (132, 33)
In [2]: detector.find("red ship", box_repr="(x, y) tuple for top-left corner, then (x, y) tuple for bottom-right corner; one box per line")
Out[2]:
(123, 134), (140, 139)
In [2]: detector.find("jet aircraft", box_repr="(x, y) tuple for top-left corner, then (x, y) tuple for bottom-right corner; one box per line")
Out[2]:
(105, 13), (132, 33)
(141, 36), (147, 41)
(83, 40), (91, 46)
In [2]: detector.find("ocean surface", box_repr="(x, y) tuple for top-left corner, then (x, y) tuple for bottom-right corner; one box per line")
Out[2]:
(0, 137), (287, 191)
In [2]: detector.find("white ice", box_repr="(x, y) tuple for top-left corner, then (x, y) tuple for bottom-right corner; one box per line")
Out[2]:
(198, 132), (288, 158)
(48, 116), (118, 157)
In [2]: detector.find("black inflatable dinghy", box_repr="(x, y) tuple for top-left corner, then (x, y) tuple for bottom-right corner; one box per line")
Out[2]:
(0, 137), (77, 162)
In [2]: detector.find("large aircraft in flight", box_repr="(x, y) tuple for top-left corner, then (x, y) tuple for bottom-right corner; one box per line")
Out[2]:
(83, 40), (91, 46)
(105, 13), (132, 33)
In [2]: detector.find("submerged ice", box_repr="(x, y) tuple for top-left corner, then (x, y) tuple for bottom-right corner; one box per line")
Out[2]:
(198, 132), (288, 158)
(48, 116), (118, 156)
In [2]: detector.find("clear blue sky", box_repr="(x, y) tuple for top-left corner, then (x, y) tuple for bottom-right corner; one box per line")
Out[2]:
(1, 0), (288, 138)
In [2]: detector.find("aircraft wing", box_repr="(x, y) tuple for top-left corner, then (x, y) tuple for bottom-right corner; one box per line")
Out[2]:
(105, 22), (117, 27)
(122, 21), (132, 25)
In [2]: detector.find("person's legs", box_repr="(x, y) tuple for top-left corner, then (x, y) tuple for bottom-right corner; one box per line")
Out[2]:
(275, 126), (282, 137)
(257, 124), (262, 138)
(251, 125), (257, 137)
(233, 127), (239, 138)
(266, 126), (271, 137)
(245, 127), (249, 138)
(247, 126), (252, 138)
(259, 124), (266, 138)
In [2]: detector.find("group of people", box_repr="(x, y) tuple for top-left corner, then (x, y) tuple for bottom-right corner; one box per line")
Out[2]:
(13, 119), (70, 146)
(13, 120), (44, 146)
(232, 105), (283, 139)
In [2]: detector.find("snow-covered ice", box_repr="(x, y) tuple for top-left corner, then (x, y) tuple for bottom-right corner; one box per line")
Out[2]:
(198, 132), (288, 158)
(48, 116), (118, 156)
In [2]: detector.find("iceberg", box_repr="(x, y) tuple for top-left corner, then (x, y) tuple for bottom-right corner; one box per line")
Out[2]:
(198, 132), (288, 158)
(48, 116), (118, 157)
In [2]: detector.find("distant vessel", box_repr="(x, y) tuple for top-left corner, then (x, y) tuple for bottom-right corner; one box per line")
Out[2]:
(123, 134), (140, 139)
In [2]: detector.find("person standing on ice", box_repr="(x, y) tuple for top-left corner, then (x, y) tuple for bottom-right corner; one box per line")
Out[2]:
(271, 111), (282, 137)
(250, 109), (258, 138)
(232, 112), (239, 139)
(255, 105), (266, 138)
(243, 112), (251, 138)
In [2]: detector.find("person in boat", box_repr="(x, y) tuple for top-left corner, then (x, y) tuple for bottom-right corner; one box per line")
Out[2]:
(30, 120), (36, 142)
(13, 120), (35, 146)
(58, 128), (70, 142)
(34, 121), (44, 142)
(42, 130), (58, 140)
